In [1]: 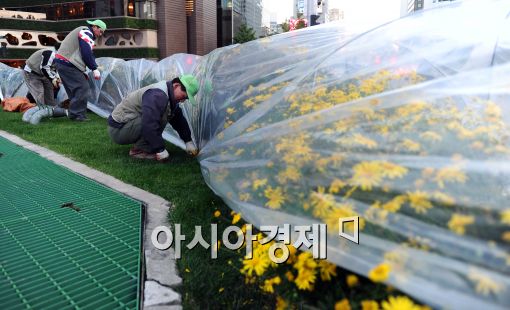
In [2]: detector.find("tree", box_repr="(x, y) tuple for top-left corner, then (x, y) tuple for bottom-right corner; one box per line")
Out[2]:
(281, 21), (290, 33)
(234, 24), (256, 44)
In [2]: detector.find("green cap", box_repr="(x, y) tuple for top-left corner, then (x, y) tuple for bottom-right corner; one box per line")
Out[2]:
(87, 19), (107, 31)
(180, 74), (199, 105)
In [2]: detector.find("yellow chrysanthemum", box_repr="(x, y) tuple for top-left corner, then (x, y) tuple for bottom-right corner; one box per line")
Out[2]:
(294, 267), (316, 291)
(334, 298), (351, 310)
(378, 161), (408, 179)
(350, 161), (384, 191)
(318, 260), (337, 281)
(232, 212), (242, 224)
(361, 300), (380, 310)
(352, 133), (378, 149)
(240, 254), (270, 277)
(329, 178), (346, 194)
(420, 131), (442, 142)
(310, 186), (335, 218)
(400, 139), (421, 152)
(368, 263), (391, 283)
(239, 192), (251, 202)
(434, 167), (467, 188)
(323, 203), (365, 232)
(252, 178), (268, 190)
(381, 296), (420, 310)
(276, 296), (288, 310)
(277, 166), (301, 183)
(213, 210), (221, 217)
(264, 186), (286, 209)
(502, 231), (510, 242)
(432, 191), (455, 206)
(382, 195), (407, 213)
(346, 274), (359, 288)
(501, 210), (510, 224)
(406, 191), (433, 214)
(468, 270), (503, 296)
(261, 276), (281, 293)
(447, 213), (475, 235)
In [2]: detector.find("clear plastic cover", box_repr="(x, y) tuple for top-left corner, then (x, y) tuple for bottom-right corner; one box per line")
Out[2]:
(1, 1), (509, 307)
(192, 1), (510, 309)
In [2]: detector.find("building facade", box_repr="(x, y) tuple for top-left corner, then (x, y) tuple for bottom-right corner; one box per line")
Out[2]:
(0, 0), (218, 67)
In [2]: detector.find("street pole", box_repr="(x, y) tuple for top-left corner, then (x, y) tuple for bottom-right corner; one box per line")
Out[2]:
(231, 5), (234, 44)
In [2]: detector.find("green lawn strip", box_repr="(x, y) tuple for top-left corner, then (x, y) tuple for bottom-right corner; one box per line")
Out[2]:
(0, 108), (269, 309)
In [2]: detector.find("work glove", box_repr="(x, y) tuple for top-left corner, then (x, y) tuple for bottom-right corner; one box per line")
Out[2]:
(93, 69), (101, 80)
(156, 149), (169, 162)
(185, 141), (198, 156)
(52, 77), (61, 89)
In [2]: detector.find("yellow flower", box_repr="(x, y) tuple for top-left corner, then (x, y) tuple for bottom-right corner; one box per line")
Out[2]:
(400, 139), (421, 152)
(252, 178), (268, 190)
(241, 254), (270, 277)
(382, 195), (406, 213)
(350, 161), (384, 191)
(420, 131), (442, 142)
(234, 148), (244, 156)
(239, 192), (251, 202)
(310, 186), (335, 218)
(346, 274), (359, 287)
(361, 300), (379, 310)
(213, 210), (221, 217)
(406, 191), (433, 214)
(335, 299), (351, 310)
(329, 178), (346, 194)
(226, 107), (236, 115)
(368, 263), (391, 283)
(276, 296), (288, 310)
(501, 231), (510, 242)
(378, 161), (408, 179)
(277, 166), (301, 183)
(318, 260), (337, 281)
(468, 270), (503, 296)
(501, 210), (510, 224)
(218, 287), (224, 293)
(396, 101), (427, 117)
(285, 271), (295, 281)
(323, 203), (365, 232)
(447, 213), (475, 235)
(294, 267), (316, 291)
(434, 167), (467, 188)
(264, 186), (286, 209)
(485, 101), (502, 120)
(232, 212), (242, 224)
(381, 296), (420, 310)
(261, 276), (281, 293)
(432, 191), (455, 206)
(352, 133), (378, 149)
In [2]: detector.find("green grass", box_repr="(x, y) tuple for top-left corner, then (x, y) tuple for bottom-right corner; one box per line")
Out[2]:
(0, 108), (270, 309)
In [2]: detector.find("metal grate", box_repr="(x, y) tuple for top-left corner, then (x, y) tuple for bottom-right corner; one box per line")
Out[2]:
(0, 136), (142, 309)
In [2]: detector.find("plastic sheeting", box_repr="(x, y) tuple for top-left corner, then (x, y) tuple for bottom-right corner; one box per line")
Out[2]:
(1, 0), (510, 308)
(194, 1), (510, 309)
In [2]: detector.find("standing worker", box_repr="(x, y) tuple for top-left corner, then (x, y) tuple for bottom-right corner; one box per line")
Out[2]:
(107, 75), (200, 161)
(54, 19), (106, 121)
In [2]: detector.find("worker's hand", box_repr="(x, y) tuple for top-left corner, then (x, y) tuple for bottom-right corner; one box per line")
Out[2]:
(52, 77), (60, 88)
(93, 69), (101, 80)
(185, 141), (198, 156)
(156, 149), (169, 162)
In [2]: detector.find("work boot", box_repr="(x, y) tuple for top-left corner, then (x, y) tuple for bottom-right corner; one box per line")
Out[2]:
(129, 147), (156, 160)
(52, 107), (68, 118)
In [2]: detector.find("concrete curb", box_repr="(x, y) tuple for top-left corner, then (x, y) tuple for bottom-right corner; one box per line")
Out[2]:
(0, 130), (182, 310)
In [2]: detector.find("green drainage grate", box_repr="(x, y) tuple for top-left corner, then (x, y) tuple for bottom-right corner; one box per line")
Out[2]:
(0, 136), (143, 309)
